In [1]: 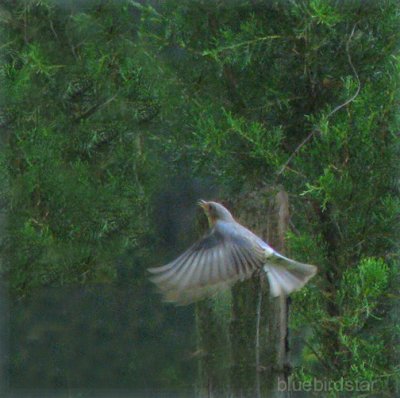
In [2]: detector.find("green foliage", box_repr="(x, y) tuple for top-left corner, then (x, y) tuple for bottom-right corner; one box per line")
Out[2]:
(1, 1), (160, 295)
(339, 258), (389, 315)
(1, 0), (399, 395)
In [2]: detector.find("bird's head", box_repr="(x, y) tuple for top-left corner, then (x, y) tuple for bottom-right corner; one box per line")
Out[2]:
(198, 200), (234, 226)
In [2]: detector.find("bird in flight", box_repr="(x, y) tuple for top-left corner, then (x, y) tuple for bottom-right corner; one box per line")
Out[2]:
(149, 200), (317, 304)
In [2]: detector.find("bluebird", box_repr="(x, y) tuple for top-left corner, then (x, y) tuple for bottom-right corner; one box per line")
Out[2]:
(149, 200), (317, 304)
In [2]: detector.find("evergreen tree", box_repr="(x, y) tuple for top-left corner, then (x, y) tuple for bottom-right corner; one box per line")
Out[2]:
(1, 1), (159, 295)
(1, 0), (399, 396)
(137, 0), (400, 395)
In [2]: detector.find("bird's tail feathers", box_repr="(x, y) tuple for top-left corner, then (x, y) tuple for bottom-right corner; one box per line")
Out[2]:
(264, 253), (317, 297)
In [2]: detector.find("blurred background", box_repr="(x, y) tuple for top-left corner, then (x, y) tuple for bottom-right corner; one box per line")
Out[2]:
(0, 0), (399, 397)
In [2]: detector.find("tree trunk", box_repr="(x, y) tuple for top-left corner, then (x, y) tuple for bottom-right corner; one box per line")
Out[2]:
(195, 187), (290, 397)
(230, 187), (290, 397)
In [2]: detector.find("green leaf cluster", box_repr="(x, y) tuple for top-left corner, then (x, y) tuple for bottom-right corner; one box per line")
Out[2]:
(1, 0), (160, 294)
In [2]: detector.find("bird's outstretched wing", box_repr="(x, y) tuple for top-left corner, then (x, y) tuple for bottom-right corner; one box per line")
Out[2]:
(148, 222), (265, 304)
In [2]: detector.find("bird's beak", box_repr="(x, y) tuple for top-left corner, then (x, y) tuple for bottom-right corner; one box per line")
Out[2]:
(198, 199), (208, 211)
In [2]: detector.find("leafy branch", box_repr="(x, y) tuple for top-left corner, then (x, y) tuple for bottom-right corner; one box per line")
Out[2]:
(202, 35), (282, 57)
(277, 23), (360, 177)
